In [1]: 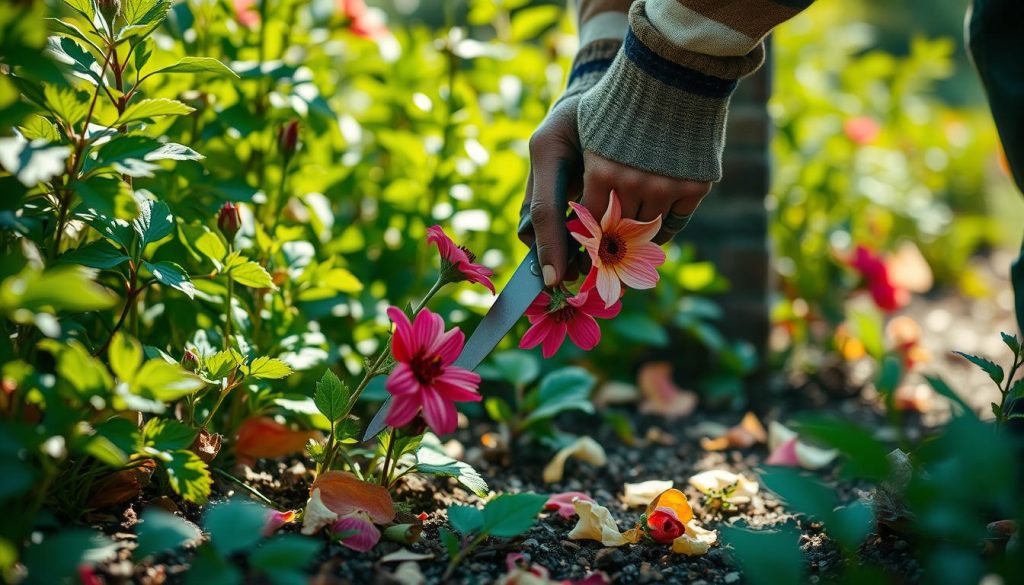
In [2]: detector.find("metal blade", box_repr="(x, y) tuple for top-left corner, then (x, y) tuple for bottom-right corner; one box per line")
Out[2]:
(362, 246), (543, 441)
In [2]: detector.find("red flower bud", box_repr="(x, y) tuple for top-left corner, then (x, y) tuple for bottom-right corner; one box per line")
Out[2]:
(181, 349), (199, 373)
(278, 121), (300, 160)
(646, 506), (685, 543)
(217, 202), (242, 242)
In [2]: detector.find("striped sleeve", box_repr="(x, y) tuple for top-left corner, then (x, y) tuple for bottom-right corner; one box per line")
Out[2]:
(559, 1), (633, 102)
(577, 0), (815, 181)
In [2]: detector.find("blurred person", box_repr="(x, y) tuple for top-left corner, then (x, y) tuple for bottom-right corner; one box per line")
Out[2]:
(519, 0), (1023, 338)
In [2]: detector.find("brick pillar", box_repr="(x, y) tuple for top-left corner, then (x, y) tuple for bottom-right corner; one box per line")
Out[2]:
(679, 49), (773, 404)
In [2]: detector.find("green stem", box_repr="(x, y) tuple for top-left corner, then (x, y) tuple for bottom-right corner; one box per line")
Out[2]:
(378, 427), (397, 488)
(203, 378), (239, 428)
(94, 264), (138, 356)
(212, 468), (276, 507)
(224, 243), (235, 349)
(443, 532), (487, 581)
(317, 420), (336, 476)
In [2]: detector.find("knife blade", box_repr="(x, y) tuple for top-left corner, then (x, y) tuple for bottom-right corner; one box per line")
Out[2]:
(361, 245), (544, 441)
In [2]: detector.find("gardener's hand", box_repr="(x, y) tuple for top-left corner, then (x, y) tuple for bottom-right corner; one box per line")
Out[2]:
(519, 103), (713, 286)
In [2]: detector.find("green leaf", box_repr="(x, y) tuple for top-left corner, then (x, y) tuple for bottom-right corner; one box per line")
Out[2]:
(154, 57), (238, 78)
(58, 240), (131, 269)
(953, 351), (1004, 385)
(143, 418), (196, 451)
(447, 504), (483, 535)
(63, 0), (96, 20)
(875, 354), (903, 396)
(185, 546), (242, 585)
(133, 198), (174, 246)
(39, 340), (112, 398)
(479, 493), (547, 538)
(204, 499), (269, 556)
(249, 536), (319, 572)
(245, 357), (292, 380)
(1009, 378), (1024, 401)
(759, 468), (836, 522)
(484, 350), (539, 386)
(165, 450), (211, 504)
(720, 524), (804, 585)
(0, 135), (71, 187)
(46, 18), (103, 55)
(23, 530), (118, 584)
(526, 367), (595, 423)
(793, 416), (890, 480)
(135, 508), (202, 558)
(144, 261), (196, 299)
(850, 308), (885, 359)
(48, 37), (102, 85)
(93, 136), (203, 174)
(484, 397), (514, 424)
(114, 98), (194, 127)
(415, 445), (489, 497)
(194, 229), (228, 264)
(923, 375), (973, 417)
(610, 313), (669, 347)
(19, 115), (61, 141)
(43, 84), (90, 127)
(109, 331), (143, 381)
(313, 369), (348, 421)
(229, 260), (274, 289)
(205, 349), (242, 379)
(439, 527), (460, 559)
(134, 360), (205, 401)
(510, 5), (560, 42)
(1000, 332), (1021, 356)
(78, 434), (128, 467)
(118, 0), (171, 40)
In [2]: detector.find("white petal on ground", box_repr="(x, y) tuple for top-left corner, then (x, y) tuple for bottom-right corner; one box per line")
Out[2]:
(568, 499), (641, 546)
(671, 520), (717, 556)
(688, 470), (760, 505)
(300, 488), (339, 535)
(621, 479), (675, 507)
(543, 437), (607, 483)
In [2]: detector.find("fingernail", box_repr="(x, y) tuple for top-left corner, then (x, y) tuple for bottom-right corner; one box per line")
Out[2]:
(542, 264), (557, 286)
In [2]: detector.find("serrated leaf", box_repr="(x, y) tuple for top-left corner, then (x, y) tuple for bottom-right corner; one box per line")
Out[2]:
(415, 446), (488, 497)
(245, 356), (292, 380)
(114, 98), (194, 127)
(924, 375), (974, 417)
(953, 351), (1004, 385)
(480, 493), (547, 538)
(93, 136), (203, 174)
(228, 260), (274, 289)
(48, 36), (102, 85)
(143, 418), (196, 451)
(19, 115), (61, 141)
(118, 0), (171, 40)
(135, 508), (202, 558)
(194, 229), (227, 264)
(313, 369), (348, 421)
(144, 260), (196, 299)
(64, 0), (96, 20)
(447, 504), (483, 535)
(1001, 332), (1021, 356)
(165, 449), (212, 504)
(154, 57), (238, 78)
(43, 84), (90, 126)
(1009, 378), (1024, 401)
(134, 360), (205, 401)
(58, 240), (131, 269)
(206, 348), (242, 379)
(46, 18), (103, 54)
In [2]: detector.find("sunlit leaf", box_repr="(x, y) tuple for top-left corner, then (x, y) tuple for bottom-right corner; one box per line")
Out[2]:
(114, 98), (194, 127)
(144, 260), (196, 299)
(245, 356), (292, 379)
(313, 369), (348, 421)
(228, 260), (274, 289)
(165, 449), (211, 504)
(58, 240), (131, 269)
(153, 57), (238, 78)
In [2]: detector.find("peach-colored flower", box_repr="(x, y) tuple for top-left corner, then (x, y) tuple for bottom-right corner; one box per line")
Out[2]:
(519, 289), (620, 358)
(844, 116), (881, 145)
(384, 307), (481, 435)
(544, 492), (594, 519)
(569, 191), (665, 308)
(427, 225), (495, 294)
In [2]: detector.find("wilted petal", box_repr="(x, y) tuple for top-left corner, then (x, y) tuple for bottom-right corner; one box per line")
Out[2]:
(263, 509), (296, 537)
(311, 471), (396, 524)
(795, 441), (839, 470)
(333, 511), (381, 552)
(544, 492), (594, 519)
(645, 488), (694, 525)
(301, 488), (339, 535)
(671, 520), (717, 556)
(621, 480), (674, 508)
(543, 437), (607, 484)
(765, 437), (800, 467)
(235, 417), (320, 462)
(568, 499), (641, 546)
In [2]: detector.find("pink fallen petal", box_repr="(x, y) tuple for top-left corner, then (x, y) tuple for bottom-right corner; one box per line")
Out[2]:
(544, 492), (594, 519)
(765, 437), (801, 467)
(333, 511), (381, 552)
(262, 510), (296, 537)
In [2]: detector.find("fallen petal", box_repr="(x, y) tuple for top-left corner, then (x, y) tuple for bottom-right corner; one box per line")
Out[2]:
(301, 488), (339, 535)
(545, 492), (594, 519)
(311, 470), (396, 524)
(380, 549), (435, 563)
(637, 362), (698, 419)
(795, 441), (839, 470)
(568, 499), (641, 546)
(645, 488), (694, 525)
(767, 420), (798, 452)
(333, 511), (381, 552)
(621, 480), (674, 508)
(593, 381), (640, 408)
(765, 437), (800, 467)
(262, 509), (296, 537)
(235, 417), (320, 461)
(543, 437), (607, 484)
(671, 520), (717, 556)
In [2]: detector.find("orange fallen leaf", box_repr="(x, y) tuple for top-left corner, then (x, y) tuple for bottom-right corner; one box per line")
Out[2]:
(638, 362), (698, 419)
(700, 412), (766, 451)
(310, 470), (395, 524)
(190, 429), (222, 463)
(235, 416), (320, 461)
(87, 459), (156, 509)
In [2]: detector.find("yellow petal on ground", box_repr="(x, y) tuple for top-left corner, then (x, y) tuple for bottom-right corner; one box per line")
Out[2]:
(621, 480), (674, 507)
(645, 488), (694, 525)
(300, 488), (339, 535)
(688, 470), (759, 505)
(568, 499), (642, 546)
(542, 437), (607, 483)
(672, 520), (717, 556)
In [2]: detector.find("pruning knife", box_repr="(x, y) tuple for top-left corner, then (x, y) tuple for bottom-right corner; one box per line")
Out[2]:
(361, 245), (545, 441)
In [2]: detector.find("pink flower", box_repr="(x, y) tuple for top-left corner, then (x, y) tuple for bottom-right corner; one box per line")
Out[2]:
(544, 491), (594, 519)
(338, 0), (390, 40)
(332, 511), (380, 552)
(384, 307), (482, 435)
(262, 510), (296, 537)
(645, 506), (685, 543)
(427, 225), (495, 294)
(569, 191), (665, 308)
(844, 116), (881, 145)
(232, 0), (260, 27)
(848, 246), (909, 312)
(765, 437), (800, 467)
(518, 290), (621, 358)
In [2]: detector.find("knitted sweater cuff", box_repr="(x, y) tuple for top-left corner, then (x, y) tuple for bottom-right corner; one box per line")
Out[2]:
(559, 38), (623, 102)
(577, 1), (766, 182)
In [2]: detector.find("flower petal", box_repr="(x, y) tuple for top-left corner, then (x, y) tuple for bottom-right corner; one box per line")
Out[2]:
(595, 267), (621, 309)
(569, 202), (602, 241)
(435, 369), (482, 403)
(568, 499), (641, 546)
(387, 306), (414, 363)
(421, 387), (458, 435)
(235, 417), (320, 461)
(519, 317), (556, 351)
(311, 471), (396, 524)
(300, 488), (339, 535)
(432, 327), (465, 365)
(385, 363), (419, 396)
(600, 190), (621, 232)
(543, 437), (606, 483)
(566, 312), (601, 351)
(671, 520), (717, 556)
(412, 309), (444, 352)
(541, 322), (568, 359)
(333, 512), (381, 552)
(616, 255), (660, 290)
(384, 393), (421, 428)
(621, 480), (674, 507)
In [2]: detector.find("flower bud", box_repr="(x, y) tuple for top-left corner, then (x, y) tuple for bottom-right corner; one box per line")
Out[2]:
(181, 349), (199, 373)
(645, 507), (685, 543)
(98, 0), (121, 27)
(217, 202), (242, 242)
(278, 120), (300, 160)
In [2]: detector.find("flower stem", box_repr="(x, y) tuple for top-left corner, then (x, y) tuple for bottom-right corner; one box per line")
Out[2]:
(212, 468), (276, 508)
(224, 243), (235, 349)
(378, 426), (397, 488)
(443, 532), (487, 581)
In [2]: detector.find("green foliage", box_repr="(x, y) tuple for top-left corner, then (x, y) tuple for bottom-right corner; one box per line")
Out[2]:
(313, 369), (349, 422)
(443, 492), (548, 576)
(135, 508), (202, 559)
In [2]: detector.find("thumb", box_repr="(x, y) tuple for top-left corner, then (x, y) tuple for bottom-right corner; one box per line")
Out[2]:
(528, 140), (575, 287)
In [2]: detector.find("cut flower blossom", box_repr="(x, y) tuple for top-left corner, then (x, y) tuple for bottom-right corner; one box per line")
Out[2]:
(427, 225), (495, 293)
(569, 190), (665, 308)
(384, 307), (482, 435)
(519, 289), (620, 358)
